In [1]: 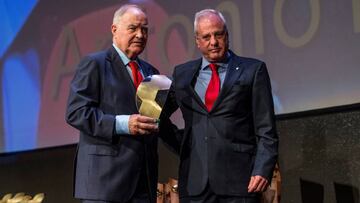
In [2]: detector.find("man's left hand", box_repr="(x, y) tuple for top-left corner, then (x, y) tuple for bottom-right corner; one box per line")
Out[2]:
(247, 175), (268, 193)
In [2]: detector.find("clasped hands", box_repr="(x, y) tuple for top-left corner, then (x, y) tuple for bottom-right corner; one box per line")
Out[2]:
(129, 114), (159, 135)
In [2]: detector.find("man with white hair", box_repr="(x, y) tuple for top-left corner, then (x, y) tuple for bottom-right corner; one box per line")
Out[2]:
(162, 9), (279, 203)
(66, 4), (159, 203)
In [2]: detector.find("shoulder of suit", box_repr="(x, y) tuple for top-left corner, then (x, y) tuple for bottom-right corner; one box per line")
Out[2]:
(138, 58), (153, 67)
(138, 58), (159, 74)
(88, 49), (108, 58)
(174, 58), (201, 72)
(74, 50), (108, 71)
(232, 54), (264, 66)
(81, 50), (108, 64)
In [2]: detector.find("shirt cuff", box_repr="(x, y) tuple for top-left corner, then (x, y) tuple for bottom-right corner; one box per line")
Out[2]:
(115, 115), (130, 134)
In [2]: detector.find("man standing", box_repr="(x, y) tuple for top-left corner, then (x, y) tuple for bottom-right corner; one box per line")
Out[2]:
(66, 4), (159, 203)
(163, 9), (278, 203)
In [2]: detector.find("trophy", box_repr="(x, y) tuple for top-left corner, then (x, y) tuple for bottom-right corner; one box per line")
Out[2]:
(135, 75), (172, 119)
(0, 193), (45, 203)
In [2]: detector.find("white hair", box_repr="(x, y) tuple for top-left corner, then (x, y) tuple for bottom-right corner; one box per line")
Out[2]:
(113, 4), (145, 24)
(194, 9), (227, 34)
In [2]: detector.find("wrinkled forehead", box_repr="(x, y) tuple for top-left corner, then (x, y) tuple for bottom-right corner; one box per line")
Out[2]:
(196, 13), (225, 30)
(196, 15), (225, 34)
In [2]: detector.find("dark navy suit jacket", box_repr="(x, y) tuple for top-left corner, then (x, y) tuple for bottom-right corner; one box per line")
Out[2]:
(66, 46), (159, 202)
(162, 50), (278, 198)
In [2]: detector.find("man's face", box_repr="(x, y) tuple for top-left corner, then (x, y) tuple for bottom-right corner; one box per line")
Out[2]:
(112, 8), (148, 59)
(195, 14), (229, 63)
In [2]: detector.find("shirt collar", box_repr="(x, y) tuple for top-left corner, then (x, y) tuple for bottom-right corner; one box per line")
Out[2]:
(112, 43), (138, 66)
(201, 51), (231, 70)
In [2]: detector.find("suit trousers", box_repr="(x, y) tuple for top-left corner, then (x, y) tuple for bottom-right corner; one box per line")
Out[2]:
(180, 183), (260, 203)
(82, 192), (150, 203)
(82, 165), (153, 203)
(82, 194), (149, 203)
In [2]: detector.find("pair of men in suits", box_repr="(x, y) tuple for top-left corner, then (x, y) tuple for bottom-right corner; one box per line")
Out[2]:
(161, 9), (278, 203)
(66, 4), (278, 203)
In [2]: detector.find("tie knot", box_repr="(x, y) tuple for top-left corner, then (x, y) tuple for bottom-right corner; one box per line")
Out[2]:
(128, 61), (139, 71)
(209, 63), (218, 72)
(128, 61), (143, 89)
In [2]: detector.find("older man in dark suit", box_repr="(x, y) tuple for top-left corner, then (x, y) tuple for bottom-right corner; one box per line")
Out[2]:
(162, 9), (278, 203)
(66, 4), (159, 203)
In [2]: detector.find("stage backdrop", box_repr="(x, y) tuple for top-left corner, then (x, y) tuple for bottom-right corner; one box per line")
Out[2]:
(0, 0), (359, 152)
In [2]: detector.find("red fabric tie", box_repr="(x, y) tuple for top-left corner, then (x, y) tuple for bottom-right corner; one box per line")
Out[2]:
(128, 61), (143, 89)
(205, 63), (220, 111)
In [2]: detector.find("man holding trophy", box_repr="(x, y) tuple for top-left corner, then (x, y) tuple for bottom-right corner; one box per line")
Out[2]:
(66, 4), (160, 203)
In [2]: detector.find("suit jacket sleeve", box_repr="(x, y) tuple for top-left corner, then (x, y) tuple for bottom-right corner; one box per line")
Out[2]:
(251, 62), (279, 181)
(158, 72), (183, 155)
(66, 56), (116, 143)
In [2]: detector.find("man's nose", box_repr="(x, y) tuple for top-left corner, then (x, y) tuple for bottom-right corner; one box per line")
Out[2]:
(210, 35), (218, 46)
(135, 28), (145, 39)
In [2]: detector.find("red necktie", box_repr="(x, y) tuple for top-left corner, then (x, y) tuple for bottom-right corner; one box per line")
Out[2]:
(128, 61), (143, 89)
(205, 63), (220, 111)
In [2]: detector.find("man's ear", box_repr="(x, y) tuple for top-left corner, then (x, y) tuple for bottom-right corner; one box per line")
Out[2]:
(195, 36), (200, 48)
(111, 24), (117, 34)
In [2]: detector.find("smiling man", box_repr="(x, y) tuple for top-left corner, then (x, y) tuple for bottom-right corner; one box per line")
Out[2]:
(162, 9), (279, 203)
(66, 4), (160, 203)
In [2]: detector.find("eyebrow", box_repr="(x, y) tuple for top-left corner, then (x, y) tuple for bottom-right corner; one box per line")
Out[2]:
(127, 23), (148, 27)
(199, 30), (225, 37)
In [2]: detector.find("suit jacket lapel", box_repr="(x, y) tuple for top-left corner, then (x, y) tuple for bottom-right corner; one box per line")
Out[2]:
(106, 47), (137, 95)
(183, 59), (208, 113)
(211, 51), (245, 111)
(137, 59), (151, 77)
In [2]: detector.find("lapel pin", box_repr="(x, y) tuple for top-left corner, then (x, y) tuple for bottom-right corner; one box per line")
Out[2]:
(236, 67), (239, 70)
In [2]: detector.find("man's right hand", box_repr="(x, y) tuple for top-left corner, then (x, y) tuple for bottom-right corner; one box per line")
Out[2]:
(129, 114), (159, 135)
